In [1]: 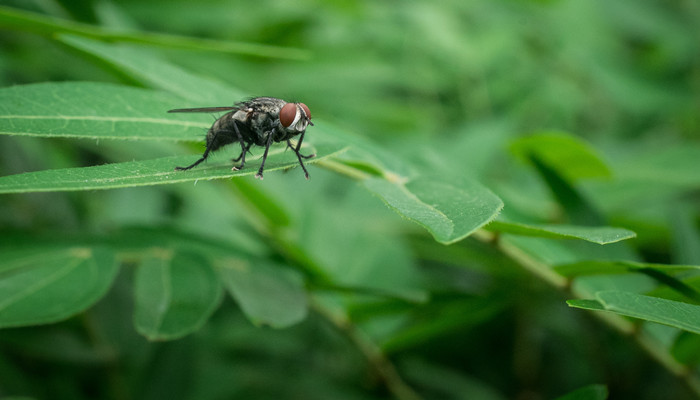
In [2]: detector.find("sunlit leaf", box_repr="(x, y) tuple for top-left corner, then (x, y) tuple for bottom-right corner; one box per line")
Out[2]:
(488, 220), (636, 244)
(568, 291), (700, 334)
(364, 175), (503, 244)
(0, 141), (347, 193)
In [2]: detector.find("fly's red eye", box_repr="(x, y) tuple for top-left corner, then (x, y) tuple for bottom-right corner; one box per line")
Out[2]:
(299, 103), (311, 120)
(279, 103), (297, 127)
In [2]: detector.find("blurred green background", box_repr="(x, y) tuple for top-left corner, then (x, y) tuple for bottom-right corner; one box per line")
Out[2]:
(1, 0), (699, 399)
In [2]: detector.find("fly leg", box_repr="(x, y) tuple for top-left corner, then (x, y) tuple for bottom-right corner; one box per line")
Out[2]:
(287, 131), (315, 179)
(175, 148), (210, 171)
(231, 123), (250, 171)
(255, 132), (275, 180)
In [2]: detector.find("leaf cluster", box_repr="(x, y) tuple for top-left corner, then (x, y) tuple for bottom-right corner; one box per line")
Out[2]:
(1, 2), (700, 400)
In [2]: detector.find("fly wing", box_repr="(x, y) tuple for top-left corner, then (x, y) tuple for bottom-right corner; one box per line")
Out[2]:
(168, 106), (238, 113)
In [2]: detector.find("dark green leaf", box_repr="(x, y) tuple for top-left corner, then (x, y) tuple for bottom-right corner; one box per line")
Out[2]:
(0, 5), (309, 59)
(0, 247), (118, 328)
(554, 384), (608, 400)
(217, 258), (308, 328)
(134, 250), (222, 340)
(59, 35), (244, 104)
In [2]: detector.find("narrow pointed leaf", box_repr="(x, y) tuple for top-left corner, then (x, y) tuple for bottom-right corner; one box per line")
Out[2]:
(0, 141), (347, 193)
(488, 220), (636, 244)
(134, 250), (222, 340)
(569, 291), (700, 334)
(363, 175), (503, 244)
(0, 6), (309, 59)
(554, 384), (608, 400)
(555, 260), (700, 277)
(59, 35), (244, 104)
(217, 258), (308, 328)
(0, 247), (118, 327)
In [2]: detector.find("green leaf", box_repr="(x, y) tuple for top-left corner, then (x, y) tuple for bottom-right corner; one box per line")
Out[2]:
(509, 132), (611, 181)
(0, 5), (309, 59)
(0, 140), (347, 193)
(0, 82), (206, 141)
(134, 250), (222, 340)
(217, 258), (308, 328)
(363, 175), (503, 244)
(59, 35), (244, 104)
(528, 152), (605, 226)
(0, 247), (118, 328)
(566, 299), (606, 311)
(487, 220), (636, 244)
(569, 291), (700, 334)
(555, 260), (700, 277)
(554, 384), (608, 400)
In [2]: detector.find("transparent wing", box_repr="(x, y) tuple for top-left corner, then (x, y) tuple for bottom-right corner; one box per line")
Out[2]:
(167, 106), (237, 113)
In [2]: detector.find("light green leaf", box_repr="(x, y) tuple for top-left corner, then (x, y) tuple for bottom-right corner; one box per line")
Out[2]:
(554, 384), (608, 400)
(0, 247), (118, 328)
(0, 81), (206, 141)
(555, 260), (700, 277)
(134, 250), (222, 340)
(509, 132), (611, 181)
(0, 5), (309, 60)
(217, 258), (308, 328)
(488, 220), (636, 244)
(569, 291), (700, 334)
(0, 140), (347, 193)
(363, 175), (503, 244)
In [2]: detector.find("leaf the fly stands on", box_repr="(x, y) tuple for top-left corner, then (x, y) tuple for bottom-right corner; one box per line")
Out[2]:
(0, 82), (208, 141)
(364, 175), (504, 244)
(0, 247), (118, 328)
(0, 140), (347, 193)
(487, 220), (636, 244)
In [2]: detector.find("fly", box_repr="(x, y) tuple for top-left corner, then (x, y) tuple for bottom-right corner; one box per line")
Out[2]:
(169, 97), (315, 180)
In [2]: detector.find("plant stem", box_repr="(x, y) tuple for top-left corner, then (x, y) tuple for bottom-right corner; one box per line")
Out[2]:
(480, 232), (700, 397)
(311, 299), (424, 400)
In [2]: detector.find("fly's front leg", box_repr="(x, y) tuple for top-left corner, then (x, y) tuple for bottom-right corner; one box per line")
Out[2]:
(286, 131), (315, 159)
(287, 131), (315, 179)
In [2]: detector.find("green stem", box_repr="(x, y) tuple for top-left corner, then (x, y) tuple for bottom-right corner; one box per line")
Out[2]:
(312, 299), (424, 400)
(479, 231), (700, 397)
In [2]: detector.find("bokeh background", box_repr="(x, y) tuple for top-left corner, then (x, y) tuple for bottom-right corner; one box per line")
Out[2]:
(1, 0), (699, 399)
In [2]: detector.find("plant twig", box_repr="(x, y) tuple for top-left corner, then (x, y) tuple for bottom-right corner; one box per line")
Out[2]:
(481, 232), (700, 397)
(311, 299), (424, 400)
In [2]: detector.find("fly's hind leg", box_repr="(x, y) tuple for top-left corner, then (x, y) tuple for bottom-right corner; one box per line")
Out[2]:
(175, 148), (211, 171)
(231, 123), (249, 171)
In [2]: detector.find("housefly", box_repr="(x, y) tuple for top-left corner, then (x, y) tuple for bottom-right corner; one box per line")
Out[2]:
(169, 97), (314, 179)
